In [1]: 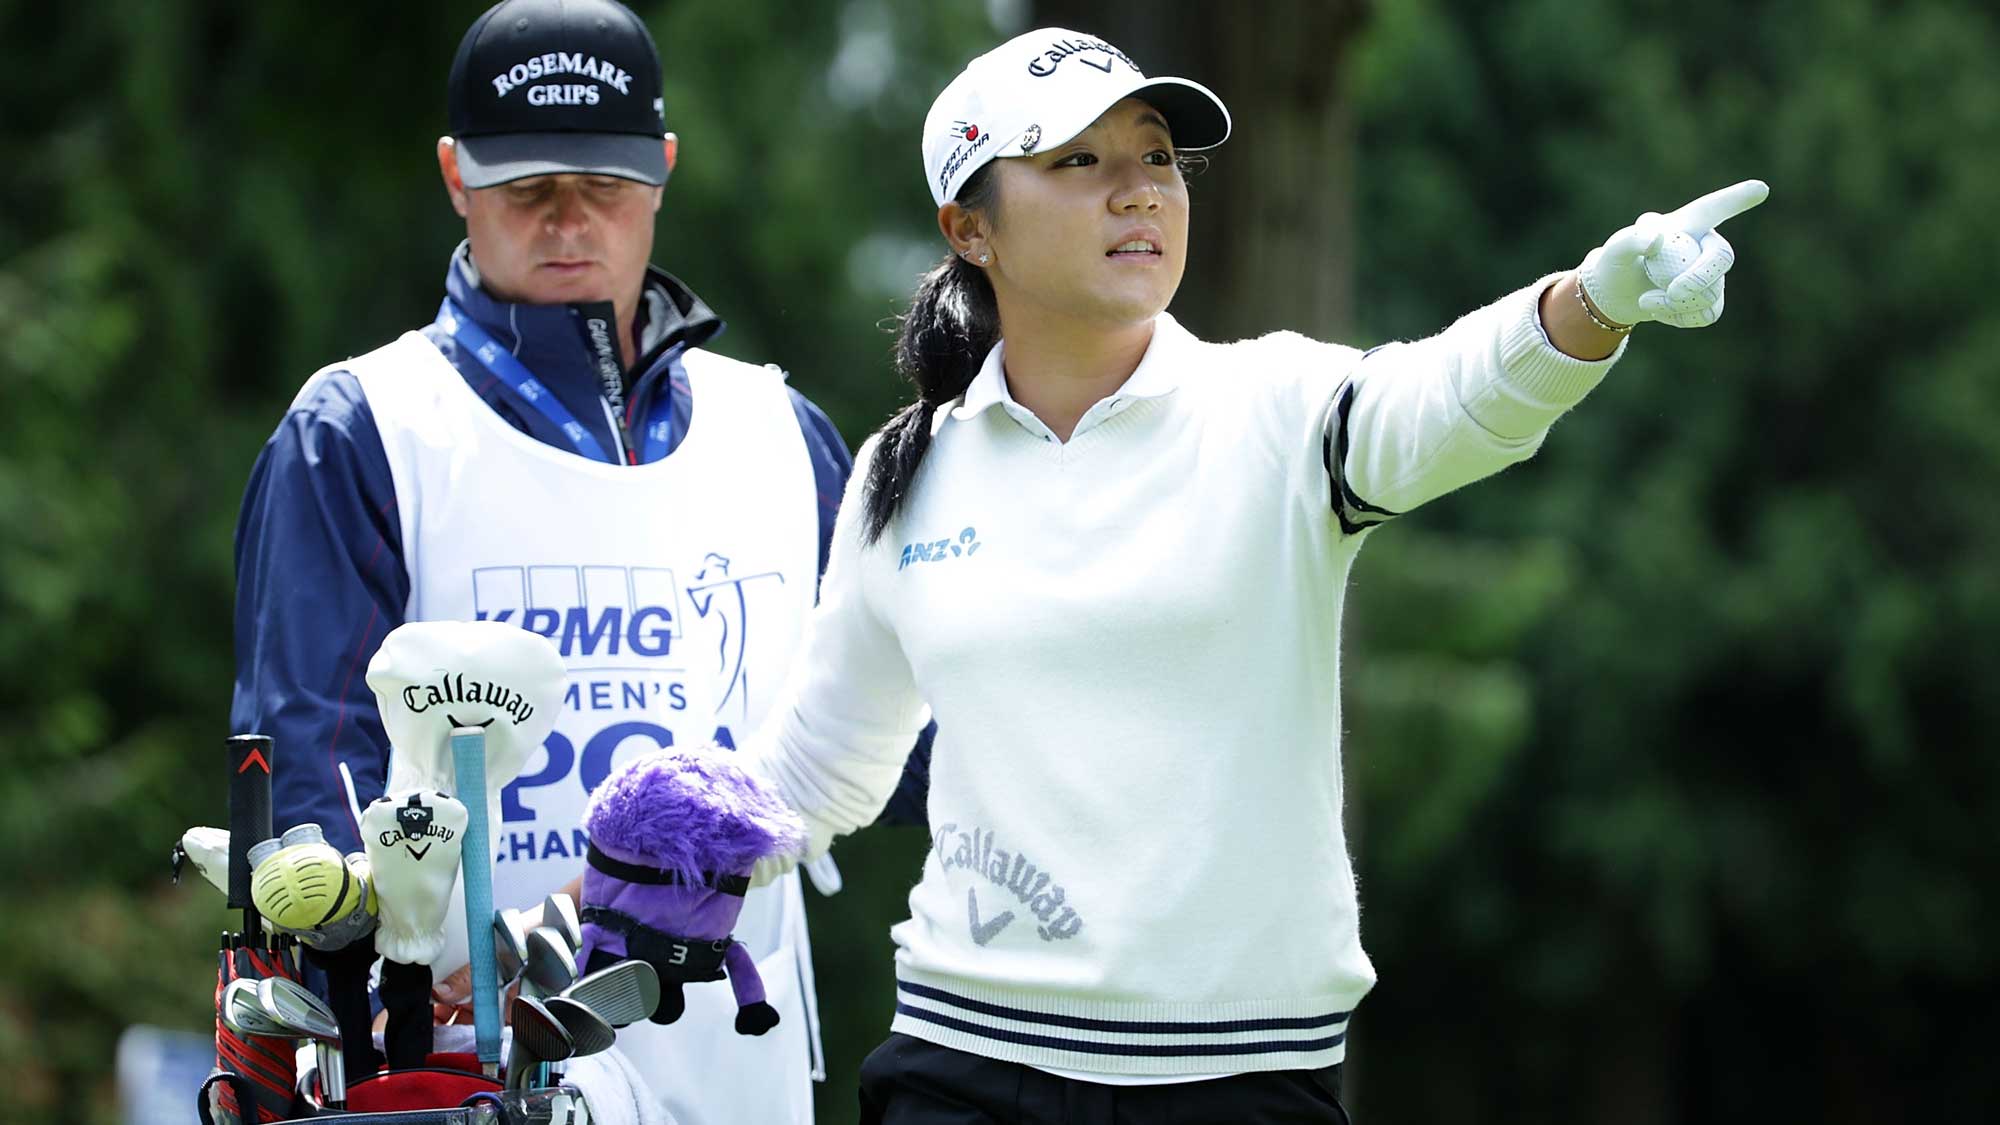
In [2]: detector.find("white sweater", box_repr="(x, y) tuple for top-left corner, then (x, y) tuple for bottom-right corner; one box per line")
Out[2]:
(749, 278), (1622, 1076)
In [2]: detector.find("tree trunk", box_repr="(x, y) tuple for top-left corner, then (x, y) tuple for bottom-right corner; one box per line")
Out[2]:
(1028, 2), (1369, 342)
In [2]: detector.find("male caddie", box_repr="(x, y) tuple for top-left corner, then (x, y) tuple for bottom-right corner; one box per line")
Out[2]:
(229, 1), (891, 1119)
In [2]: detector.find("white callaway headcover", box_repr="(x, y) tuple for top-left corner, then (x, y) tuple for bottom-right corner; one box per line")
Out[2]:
(365, 620), (566, 799)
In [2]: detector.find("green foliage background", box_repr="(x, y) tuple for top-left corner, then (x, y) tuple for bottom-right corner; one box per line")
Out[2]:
(1, 0), (1994, 1121)
(1338, 2), (1999, 1119)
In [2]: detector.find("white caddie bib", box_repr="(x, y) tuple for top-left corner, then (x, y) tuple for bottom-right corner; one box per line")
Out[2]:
(342, 331), (824, 1121)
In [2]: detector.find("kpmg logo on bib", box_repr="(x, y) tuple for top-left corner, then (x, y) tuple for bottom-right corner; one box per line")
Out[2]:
(473, 564), (679, 658)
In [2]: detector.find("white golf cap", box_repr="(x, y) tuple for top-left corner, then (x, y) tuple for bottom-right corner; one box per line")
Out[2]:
(922, 28), (1231, 207)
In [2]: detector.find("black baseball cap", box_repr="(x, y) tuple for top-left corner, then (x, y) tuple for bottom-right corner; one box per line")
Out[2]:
(447, 0), (669, 188)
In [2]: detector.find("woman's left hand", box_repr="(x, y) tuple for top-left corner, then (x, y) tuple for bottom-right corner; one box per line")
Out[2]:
(1578, 179), (1770, 330)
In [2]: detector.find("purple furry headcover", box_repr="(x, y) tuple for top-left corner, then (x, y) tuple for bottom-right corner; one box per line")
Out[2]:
(583, 747), (806, 877)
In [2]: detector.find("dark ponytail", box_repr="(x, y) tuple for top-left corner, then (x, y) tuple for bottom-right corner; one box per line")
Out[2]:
(861, 163), (1002, 545)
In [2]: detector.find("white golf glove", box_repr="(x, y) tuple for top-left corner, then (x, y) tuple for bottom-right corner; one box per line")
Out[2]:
(746, 829), (844, 890)
(1577, 179), (1768, 330)
(733, 741), (836, 888)
(365, 619), (566, 812)
(363, 789), (469, 965)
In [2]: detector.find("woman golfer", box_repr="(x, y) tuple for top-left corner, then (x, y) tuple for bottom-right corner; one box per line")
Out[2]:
(747, 26), (1766, 1124)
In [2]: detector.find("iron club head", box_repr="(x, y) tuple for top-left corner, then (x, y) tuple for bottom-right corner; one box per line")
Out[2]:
(220, 978), (292, 1038)
(560, 958), (660, 1028)
(256, 976), (345, 1107)
(541, 892), (582, 953)
(542, 994), (616, 1058)
(521, 925), (577, 1000)
(506, 994), (573, 1092)
(493, 907), (530, 983)
(257, 977), (339, 1042)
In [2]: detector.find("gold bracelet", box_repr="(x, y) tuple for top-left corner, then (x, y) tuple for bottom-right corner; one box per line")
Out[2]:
(1575, 280), (1632, 334)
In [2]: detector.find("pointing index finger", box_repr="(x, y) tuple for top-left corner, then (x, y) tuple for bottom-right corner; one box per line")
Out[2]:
(1661, 179), (1769, 234)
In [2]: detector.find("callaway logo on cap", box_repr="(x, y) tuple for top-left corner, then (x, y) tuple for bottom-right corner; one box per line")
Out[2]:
(447, 0), (670, 188)
(922, 27), (1232, 207)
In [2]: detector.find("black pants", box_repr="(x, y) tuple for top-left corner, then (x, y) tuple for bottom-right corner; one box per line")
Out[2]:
(859, 1033), (1352, 1125)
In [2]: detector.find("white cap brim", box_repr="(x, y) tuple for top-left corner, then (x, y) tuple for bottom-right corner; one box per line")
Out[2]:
(1022, 76), (1231, 157)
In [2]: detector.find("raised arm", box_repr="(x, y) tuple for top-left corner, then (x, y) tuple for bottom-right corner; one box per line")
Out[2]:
(1329, 180), (1769, 527)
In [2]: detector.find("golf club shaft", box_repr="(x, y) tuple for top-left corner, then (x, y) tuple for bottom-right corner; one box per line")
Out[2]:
(451, 726), (501, 1075)
(506, 1039), (536, 1093)
(319, 1041), (345, 1109)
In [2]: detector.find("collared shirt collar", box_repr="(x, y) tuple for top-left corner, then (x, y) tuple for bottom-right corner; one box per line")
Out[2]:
(437, 242), (727, 463)
(948, 311), (1191, 422)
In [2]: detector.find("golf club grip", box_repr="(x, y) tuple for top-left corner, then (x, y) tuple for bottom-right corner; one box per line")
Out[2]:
(450, 727), (501, 1072)
(225, 734), (275, 914)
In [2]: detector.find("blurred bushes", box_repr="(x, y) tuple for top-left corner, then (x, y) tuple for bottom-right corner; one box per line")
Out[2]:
(1340, 1), (1999, 1118)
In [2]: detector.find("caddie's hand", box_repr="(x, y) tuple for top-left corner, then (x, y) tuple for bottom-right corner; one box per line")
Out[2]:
(1577, 179), (1769, 330)
(429, 962), (521, 1026)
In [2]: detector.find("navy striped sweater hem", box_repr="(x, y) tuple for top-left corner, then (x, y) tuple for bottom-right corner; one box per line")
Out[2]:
(888, 975), (1355, 1077)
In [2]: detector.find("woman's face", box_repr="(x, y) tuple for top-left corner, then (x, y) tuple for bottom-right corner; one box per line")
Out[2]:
(981, 98), (1190, 333)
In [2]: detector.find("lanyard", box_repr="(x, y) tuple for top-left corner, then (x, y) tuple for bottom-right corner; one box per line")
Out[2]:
(437, 300), (679, 465)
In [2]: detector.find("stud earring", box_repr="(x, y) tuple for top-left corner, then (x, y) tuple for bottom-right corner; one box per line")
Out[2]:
(978, 253), (991, 265)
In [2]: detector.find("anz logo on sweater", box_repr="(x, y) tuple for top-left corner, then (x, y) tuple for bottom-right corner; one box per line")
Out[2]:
(900, 527), (982, 571)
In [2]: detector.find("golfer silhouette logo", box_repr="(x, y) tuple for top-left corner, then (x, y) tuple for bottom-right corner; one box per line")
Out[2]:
(687, 552), (787, 724)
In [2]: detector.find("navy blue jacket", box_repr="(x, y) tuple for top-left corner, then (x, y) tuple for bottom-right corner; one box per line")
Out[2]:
(231, 247), (928, 854)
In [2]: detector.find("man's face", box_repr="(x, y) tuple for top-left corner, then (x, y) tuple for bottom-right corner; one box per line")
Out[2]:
(439, 139), (667, 308)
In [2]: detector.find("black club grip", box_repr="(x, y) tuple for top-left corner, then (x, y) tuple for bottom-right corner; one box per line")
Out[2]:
(224, 734), (274, 912)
